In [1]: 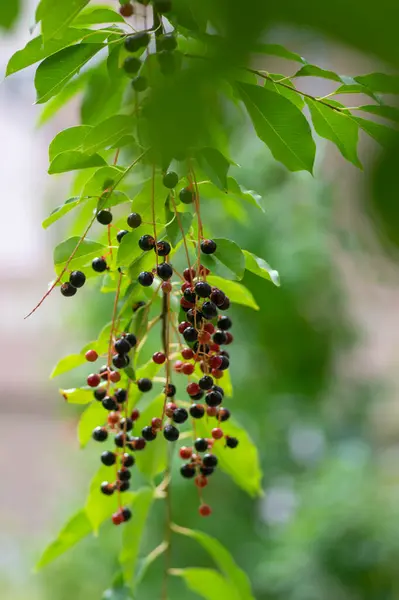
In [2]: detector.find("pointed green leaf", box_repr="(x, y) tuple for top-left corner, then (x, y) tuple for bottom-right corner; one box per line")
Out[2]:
(0, 1), (20, 30)
(35, 43), (104, 104)
(254, 43), (306, 64)
(83, 115), (135, 154)
(50, 353), (86, 378)
(243, 250), (280, 286)
(305, 98), (361, 167)
(166, 212), (193, 247)
(237, 82), (315, 173)
(117, 230), (146, 268)
(36, 509), (92, 570)
(354, 116), (397, 147)
(54, 237), (106, 265)
(196, 417), (262, 497)
(38, 69), (92, 126)
(333, 80), (381, 103)
(72, 6), (125, 26)
(294, 64), (342, 82)
(119, 488), (154, 582)
(357, 105), (399, 123)
(36, 0), (90, 43)
(170, 568), (240, 600)
(207, 276), (259, 310)
(354, 72), (399, 94)
(200, 238), (245, 281)
(42, 196), (83, 229)
(49, 150), (106, 174)
(49, 126), (92, 161)
(135, 395), (168, 479)
(85, 466), (134, 533)
(263, 74), (304, 110)
(61, 387), (95, 404)
(196, 148), (231, 191)
(172, 525), (255, 599)
(78, 402), (106, 448)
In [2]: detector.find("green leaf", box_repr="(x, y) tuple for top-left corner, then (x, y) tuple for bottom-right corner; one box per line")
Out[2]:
(117, 230), (145, 268)
(0, 0), (19, 30)
(243, 250), (280, 286)
(49, 151), (106, 174)
(36, 0), (90, 43)
(54, 237), (106, 265)
(196, 148), (231, 191)
(354, 116), (397, 147)
(119, 488), (154, 582)
(36, 509), (92, 570)
(131, 176), (167, 223)
(170, 568), (240, 600)
(85, 466), (134, 533)
(263, 74), (304, 111)
(357, 105), (399, 123)
(134, 542), (168, 588)
(38, 69), (92, 126)
(135, 395), (168, 479)
(200, 238), (245, 280)
(305, 98), (361, 168)
(72, 6), (125, 26)
(172, 525), (255, 599)
(166, 212), (193, 247)
(77, 402), (106, 448)
(237, 82), (315, 173)
(35, 43), (104, 104)
(207, 276), (259, 310)
(293, 64), (342, 82)
(83, 115), (135, 154)
(42, 196), (83, 229)
(49, 126), (92, 161)
(81, 64), (127, 125)
(196, 417), (262, 497)
(355, 72), (399, 94)
(254, 43), (306, 64)
(61, 387), (95, 404)
(102, 583), (133, 600)
(333, 81), (381, 103)
(50, 353), (86, 378)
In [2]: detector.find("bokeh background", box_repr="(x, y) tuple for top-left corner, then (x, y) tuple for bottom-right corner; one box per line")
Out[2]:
(2, 1), (399, 599)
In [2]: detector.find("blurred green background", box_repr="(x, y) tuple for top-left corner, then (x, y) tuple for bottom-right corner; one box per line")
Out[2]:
(2, 1), (399, 599)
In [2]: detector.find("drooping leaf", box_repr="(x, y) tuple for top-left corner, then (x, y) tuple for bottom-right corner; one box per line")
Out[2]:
(206, 276), (259, 310)
(333, 80), (381, 103)
(36, 0), (90, 43)
(35, 43), (105, 104)
(49, 151), (106, 174)
(354, 116), (397, 147)
(72, 6), (125, 26)
(237, 82), (315, 173)
(357, 105), (399, 123)
(172, 525), (255, 599)
(200, 238), (245, 280)
(85, 466), (134, 533)
(53, 237), (106, 266)
(42, 197), (83, 229)
(196, 148), (231, 191)
(170, 568), (240, 600)
(119, 488), (154, 582)
(36, 509), (92, 570)
(49, 126), (92, 161)
(83, 115), (135, 154)
(196, 417), (262, 497)
(166, 212), (193, 247)
(243, 250), (280, 286)
(293, 64), (342, 82)
(134, 395), (168, 480)
(77, 401), (106, 448)
(263, 74), (304, 110)
(354, 72), (399, 94)
(254, 43), (306, 64)
(38, 69), (93, 126)
(60, 387), (95, 404)
(50, 353), (86, 378)
(305, 98), (361, 167)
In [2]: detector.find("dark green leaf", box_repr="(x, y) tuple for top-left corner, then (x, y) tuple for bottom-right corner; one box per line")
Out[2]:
(200, 238), (245, 280)
(305, 98), (361, 167)
(49, 150), (106, 174)
(72, 7), (125, 26)
(253, 43), (306, 64)
(237, 82), (315, 173)
(54, 237), (106, 265)
(0, 0), (19, 30)
(81, 65), (127, 125)
(243, 250), (280, 286)
(293, 64), (342, 82)
(119, 488), (154, 581)
(36, 509), (92, 570)
(357, 105), (399, 123)
(102, 585), (133, 600)
(117, 230), (145, 268)
(227, 178), (264, 212)
(134, 395), (168, 479)
(35, 44), (104, 104)
(170, 568), (239, 600)
(333, 80), (381, 103)
(83, 115), (135, 154)
(207, 276), (259, 310)
(49, 126), (92, 161)
(77, 402), (106, 448)
(166, 212), (193, 247)
(263, 74), (304, 110)
(355, 72), (399, 93)
(38, 70), (93, 126)
(354, 116), (397, 147)
(36, 0), (90, 43)
(50, 353), (86, 378)
(196, 148), (231, 190)
(60, 387), (94, 404)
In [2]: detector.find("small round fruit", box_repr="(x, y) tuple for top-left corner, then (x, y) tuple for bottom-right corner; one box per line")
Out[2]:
(93, 426), (108, 442)
(157, 263), (173, 280)
(117, 229), (129, 243)
(180, 464), (196, 479)
(94, 388), (107, 401)
(179, 187), (193, 204)
(139, 234), (155, 251)
(195, 475), (208, 488)
(119, 3), (134, 17)
(113, 354), (130, 369)
(183, 327), (198, 342)
(101, 451), (116, 466)
(101, 481), (115, 496)
(125, 333), (137, 348)
(122, 453), (135, 468)
(158, 33), (177, 52)
(218, 407), (231, 422)
(225, 332), (234, 345)
(183, 267), (195, 281)
(180, 446), (192, 460)
(87, 373), (101, 387)
(132, 436), (146, 450)
(163, 171), (179, 189)
(199, 504), (212, 517)
(155, 241), (171, 256)
(226, 436), (239, 449)
(118, 468), (131, 481)
(114, 432), (129, 448)
(85, 349), (98, 362)
(132, 75), (148, 92)
(163, 425), (180, 442)
(183, 288), (196, 303)
(199, 375), (213, 391)
(96, 209), (112, 225)
(127, 212), (142, 228)
(202, 301), (218, 320)
(219, 297), (231, 311)
(219, 356), (230, 371)
(92, 257), (107, 272)
(187, 382), (200, 397)
(115, 388), (127, 403)
(138, 271), (154, 287)
(194, 438), (209, 452)
(137, 378), (152, 392)
(123, 56), (141, 75)
(218, 316), (232, 331)
(190, 404), (205, 419)
(200, 239), (217, 254)
(162, 281), (172, 293)
(195, 281), (211, 298)
(116, 480), (130, 492)
(60, 282), (77, 297)
(181, 347), (194, 360)
(102, 396), (118, 411)
(173, 407), (188, 423)
(212, 428), (223, 440)
(164, 383), (176, 397)
(69, 270), (86, 288)
(122, 507), (132, 522)
(124, 31), (150, 53)
(152, 417), (162, 430)
(142, 426), (157, 441)
(153, 352), (166, 364)
(131, 409), (140, 421)
(205, 390), (223, 407)
(119, 417), (133, 432)
(115, 337), (131, 355)
(213, 331), (227, 345)
(210, 288), (226, 307)
(178, 321), (191, 334)
(200, 465), (214, 477)
(165, 402), (177, 417)
(203, 453), (218, 468)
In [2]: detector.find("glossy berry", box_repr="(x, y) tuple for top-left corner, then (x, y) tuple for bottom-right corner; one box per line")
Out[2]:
(226, 436), (239, 449)
(180, 446), (192, 460)
(190, 404), (205, 419)
(122, 453), (135, 468)
(119, 417), (133, 432)
(165, 383), (176, 397)
(153, 352), (166, 364)
(174, 360), (184, 372)
(93, 427), (108, 442)
(108, 411), (120, 426)
(186, 309), (202, 324)
(213, 330), (227, 345)
(209, 355), (222, 370)
(117, 480), (130, 492)
(115, 337), (131, 355)
(155, 240), (171, 256)
(213, 385), (224, 396)
(157, 263), (173, 280)
(218, 407), (231, 422)
(210, 288), (225, 307)
(132, 436), (146, 450)
(195, 475), (208, 488)
(127, 212), (142, 228)
(138, 271), (154, 287)
(125, 333), (137, 348)
(179, 187), (193, 204)
(162, 281), (172, 293)
(123, 56), (141, 75)
(117, 230), (129, 243)
(118, 468), (131, 481)
(69, 270), (86, 288)
(183, 267), (195, 281)
(181, 348), (194, 360)
(131, 409), (140, 421)
(87, 373), (101, 387)
(158, 33), (177, 52)
(200, 239), (217, 254)
(225, 332), (234, 345)
(137, 378), (152, 392)
(114, 432), (129, 448)
(102, 396), (118, 411)
(115, 388), (128, 403)
(183, 288), (196, 303)
(101, 451), (116, 466)
(200, 465), (214, 477)
(163, 425), (179, 442)
(165, 402), (177, 417)
(212, 428), (223, 440)
(219, 356), (230, 371)
(113, 354), (130, 369)
(94, 388), (107, 401)
(183, 327), (198, 342)
(199, 504), (212, 517)
(163, 171), (179, 189)
(191, 390), (204, 401)
(152, 417), (162, 430)
(112, 511), (124, 526)
(139, 234), (155, 251)
(203, 453), (218, 468)
(101, 482), (114, 496)
(142, 426), (157, 441)
(199, 375), (213, 390)
(220, 297), (231, 311)
(124, 32), (150, 53)
(122, 507), (132, 522)
(180, 464), (196, 479)
(198, 331), (211, 344)
(92, 257), (107, 272)
(207, 406), (218, 417)
(173, 408), (188, 423)
(187, 382), (200, 397)
(218, 316), (232, 331)
(85, 349), (98, 362)
(119, 3), (134, 17)
(96, 209), (112, 225)
(202, 301), (218, 320)
(178, 321), (191, 334)
(60, 282), (77, 297)
(205, 390), (223, 407)
(194, 438), (209, 452)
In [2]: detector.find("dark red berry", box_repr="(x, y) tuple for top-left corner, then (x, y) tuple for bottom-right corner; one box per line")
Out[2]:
(190, 404), (205, 419)
(191, 390), (204, 401)
(181, 347), (194, 360)
(131, 409), (140, 421)
(182, 362), (195, 375)
(212, 369), (224, 379)
(162, 281), (172, 293)
(152, 417), (162, 430)
(85, 349), (98, 362)
(218, 407), (230, 422)
(198, 503), (212, 517)
(132, 436), (146, 450)
(157, 263), (173, 280)
(179, 187), (193, 204)
(187, 382), (200, 397)
(127, 213), (142, 228)
(92, 257), (107, 272)
(60, 282), (77, 297)
(195, 475), (208, 488)
(219, 297), (231, 311)
(165, 402), (177, 417)
(97, 209), (112, 225)
(93, 426), (108, 442)
(139, 234), (155, 251)
(69, 270), (86, 288)
(225, 332), (234, 345)
(183, 267), (195, 281)
(174, 360), (184, 372)
(209, 356), (222, 370)
(178, 321), (191, 334)
(212, 428), (223, 440)
(180, 446), (192, 460)
(119, 3), (134, 17)
(163, 425), (179, 442)
(226, 436), (239, 448)
(153, 352), (166, 364)
(200, 239), (217, 254)
(163, 171), (179, 189)
(137, 378), (152, 392)
(138, 271), (154, 287)
(87, 373), (101, 387)
(207, 406), (218, 417)
(210, 288), (225, 307)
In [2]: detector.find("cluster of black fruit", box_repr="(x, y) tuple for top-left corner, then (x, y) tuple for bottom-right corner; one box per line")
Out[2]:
(60, 270), (86, 297)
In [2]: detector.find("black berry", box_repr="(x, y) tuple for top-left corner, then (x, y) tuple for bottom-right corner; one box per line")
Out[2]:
(183, 289), (196, 303)
(122, 507), (132, 521)
(101, 451), (116, 466)
(93, 427), (108, 442)
(200, 466), (214, 477)
(69, 270), (86, 288)
(183, 327), (198, 342)
(60, 282), (77, 297)
(219, 356), (230, 370)
(173, 408), (188, 423)
(119, 417), (133, 432)
(218, 407), (231, 422)
(205, 390), (223, 407)
(114, 388), (128, 403)
(194, 438), (208, 452)
(102, 396), (118, 411)
(213, 330), (227, 345)
(195, 281), (211, 298)
(163, 171), (179, 189)
(113, 354), (130, 369)
(226, 437), (239, 449)
(96, 209), (113, 225)
(155, 241), (171, 256)
(157, 263), (173, 280)
(218, 316), (232, 331)
(117, 230), (129, 243)
(199, 376), (213, 391)
(117, 480), (130, 492)
(200, 239), (217, 254)
(179, 187), (193, 204)
(142, 425), (157, 441)
(180, 464), (196, 478)
(202, 301), (218, 320)
(190, 404), (205, 419)
(127, 213), (142, 228)
(118, 468), (131, 481)
(94, 388), (107, 401)
(124, 32), (150, 53)
(137, 378), (152, 392)
(213, 385), (224, 397)
(158, 33), (177, 52)
(191, 390), (204, 401)
(115, 337), (131, 355)
(122, 453), (135, 467)
(123, 56), (141, 75)
(138, 271), (154, 286)
(163, 425), (179, 442)
(165, 383), (176, 397)
(139, 234), (155, 251)
(219, 296), (230, 311)
(203, 454), (218, 468)
(101, 482), (114, 495)
(125, 333), (137, 348)
(210, 288), (225, 307)
(114, 432), (130, 448)
(187, 309), (203, 325)
(92, 257), (107, 272)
